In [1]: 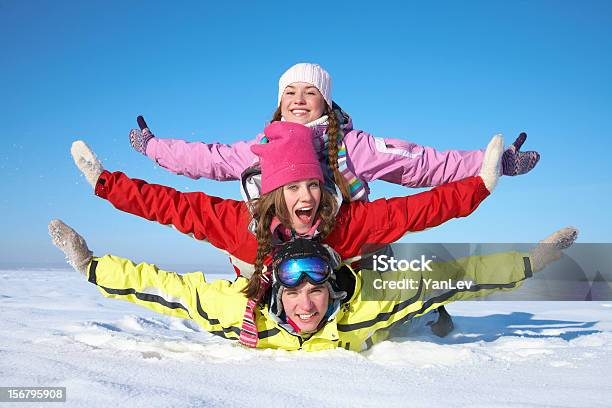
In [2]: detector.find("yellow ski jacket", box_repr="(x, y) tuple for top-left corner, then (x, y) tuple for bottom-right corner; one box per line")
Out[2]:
(87, 251), (532, 352)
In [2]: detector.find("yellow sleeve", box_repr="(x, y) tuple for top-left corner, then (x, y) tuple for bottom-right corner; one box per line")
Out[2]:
(345, 251), (531, 332)
(87, 255), (247, 338)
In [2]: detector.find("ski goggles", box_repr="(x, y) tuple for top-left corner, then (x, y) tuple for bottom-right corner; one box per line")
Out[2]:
(274, 256), (332, 288)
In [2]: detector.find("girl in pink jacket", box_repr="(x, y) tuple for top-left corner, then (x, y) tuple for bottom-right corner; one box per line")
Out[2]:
(129, 63), (540, 203)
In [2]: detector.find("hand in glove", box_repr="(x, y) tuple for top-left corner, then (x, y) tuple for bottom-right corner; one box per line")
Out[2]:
(129, 115), (155, 155)
(49, 219), (93, 275)
(530, 227), (579, 272)
(502, 132), (540, 176)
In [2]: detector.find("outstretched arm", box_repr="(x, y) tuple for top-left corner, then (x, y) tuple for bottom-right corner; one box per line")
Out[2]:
(346, 251), (532, 335)
(130, 115), (258, 181)
(71, 140), (247, 251)
(48, 220), (246, 339)
(331, 175), (490, 257)
(347, 227), (579, 333)
(330, 135), (503, 258)
(95, 170), (245, 250)
(344, 130), (539, 187)
(88, 254), (246, 339)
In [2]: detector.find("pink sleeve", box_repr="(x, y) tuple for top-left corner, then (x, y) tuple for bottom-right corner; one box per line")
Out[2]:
(145, 136), (260, 181)
(344, 130), (485, 187)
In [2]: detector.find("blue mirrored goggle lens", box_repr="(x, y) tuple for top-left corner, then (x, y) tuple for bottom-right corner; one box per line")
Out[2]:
(276, 257), (330, 287)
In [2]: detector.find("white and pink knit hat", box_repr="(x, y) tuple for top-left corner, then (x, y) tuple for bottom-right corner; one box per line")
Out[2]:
(277, 63), (332, 107)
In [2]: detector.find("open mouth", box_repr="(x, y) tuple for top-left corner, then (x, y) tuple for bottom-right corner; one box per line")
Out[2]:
(295, 207), (313, 224)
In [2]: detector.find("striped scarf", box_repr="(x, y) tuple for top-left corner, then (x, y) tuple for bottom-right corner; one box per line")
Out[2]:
(327, 105), (366, 200)
(238, 269), (272, 348)
(317, 130), (366, 201)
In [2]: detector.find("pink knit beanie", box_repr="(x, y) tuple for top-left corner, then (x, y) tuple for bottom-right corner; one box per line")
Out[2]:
(250, 121), (323, 194)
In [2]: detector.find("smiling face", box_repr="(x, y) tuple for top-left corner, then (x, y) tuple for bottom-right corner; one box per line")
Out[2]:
(283, 179), (321, 234)
(281, 281), (330, 333)
(280, 82), (327, 124)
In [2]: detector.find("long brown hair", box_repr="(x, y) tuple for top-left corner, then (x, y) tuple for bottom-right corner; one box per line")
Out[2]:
(243, 183), (338, 299)
(271, 104), (351, 203)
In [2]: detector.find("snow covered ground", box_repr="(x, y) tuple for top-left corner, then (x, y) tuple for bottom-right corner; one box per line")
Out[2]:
(2, 268), (612, 407)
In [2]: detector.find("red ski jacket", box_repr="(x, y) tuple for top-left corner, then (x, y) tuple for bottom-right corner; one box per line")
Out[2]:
(95, 171), (490, 277)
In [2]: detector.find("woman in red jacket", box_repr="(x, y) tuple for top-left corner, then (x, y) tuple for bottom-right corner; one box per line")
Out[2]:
(73, 121), (500, 282)
(71, 121), (502, 344)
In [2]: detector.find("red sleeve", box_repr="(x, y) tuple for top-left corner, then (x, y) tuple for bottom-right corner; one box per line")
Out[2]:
(327, 176), (490, 258)
(95, 170), (246, 251)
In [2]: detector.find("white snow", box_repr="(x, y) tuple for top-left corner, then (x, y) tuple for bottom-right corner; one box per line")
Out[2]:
(1, 268), (612, 407)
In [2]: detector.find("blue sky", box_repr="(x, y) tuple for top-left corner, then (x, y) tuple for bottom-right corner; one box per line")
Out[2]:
(1, 0), (611, 270)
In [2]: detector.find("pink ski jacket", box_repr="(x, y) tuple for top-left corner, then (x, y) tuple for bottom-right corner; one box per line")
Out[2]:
(145, 113), (484, 201)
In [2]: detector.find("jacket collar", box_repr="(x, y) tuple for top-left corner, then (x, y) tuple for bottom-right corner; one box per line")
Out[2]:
(269, 217), (321, 242)
(267, 303), (342, 343)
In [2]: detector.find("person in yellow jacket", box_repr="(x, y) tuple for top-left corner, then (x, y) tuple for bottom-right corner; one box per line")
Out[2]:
(49, 220), (577, 352)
